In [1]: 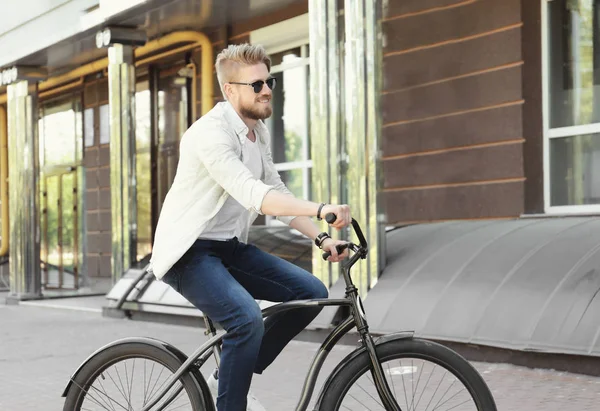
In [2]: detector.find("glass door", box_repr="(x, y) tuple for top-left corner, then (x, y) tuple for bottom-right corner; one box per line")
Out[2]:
(156, 67), (189, 215)
(134, 65), (190, 262)
(39, 99), (83, 289)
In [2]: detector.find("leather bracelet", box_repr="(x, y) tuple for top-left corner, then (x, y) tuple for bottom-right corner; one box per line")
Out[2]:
(314, 232), (330, 248)
(317, 203), (326, 220)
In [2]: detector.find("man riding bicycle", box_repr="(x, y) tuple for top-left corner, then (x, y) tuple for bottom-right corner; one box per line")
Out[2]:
(149, 43), (352, 411)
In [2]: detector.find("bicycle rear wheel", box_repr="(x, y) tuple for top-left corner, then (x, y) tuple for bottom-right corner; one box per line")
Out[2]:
(318, 338), (497, 411)
(63, 342), (208, 411)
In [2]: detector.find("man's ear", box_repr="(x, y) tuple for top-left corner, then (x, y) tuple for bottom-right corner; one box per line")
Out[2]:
(223, 83), (234, 100)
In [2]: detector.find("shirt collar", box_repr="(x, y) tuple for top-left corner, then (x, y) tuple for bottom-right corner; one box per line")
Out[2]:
(222, 101), (267, 146)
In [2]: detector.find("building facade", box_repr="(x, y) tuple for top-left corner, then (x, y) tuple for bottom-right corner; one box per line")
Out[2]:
(0, 0), (598, 301)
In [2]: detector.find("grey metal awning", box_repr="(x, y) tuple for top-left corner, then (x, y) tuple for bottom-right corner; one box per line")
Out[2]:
(364, 217), (600, 357)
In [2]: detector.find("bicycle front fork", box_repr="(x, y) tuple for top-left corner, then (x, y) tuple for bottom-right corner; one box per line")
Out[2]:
(350, 286), (402, 411)
(363, 333), (402, 411)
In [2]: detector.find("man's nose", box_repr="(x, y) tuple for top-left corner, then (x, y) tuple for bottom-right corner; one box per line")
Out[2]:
(260, 82), (271, 94)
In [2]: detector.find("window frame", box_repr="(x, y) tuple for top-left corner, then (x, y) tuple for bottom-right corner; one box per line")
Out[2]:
(250, 15), (312, 226)
(542, 0), (600, 214)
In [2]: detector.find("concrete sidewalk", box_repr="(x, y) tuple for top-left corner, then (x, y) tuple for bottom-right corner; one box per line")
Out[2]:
(1, 299), (600, 410)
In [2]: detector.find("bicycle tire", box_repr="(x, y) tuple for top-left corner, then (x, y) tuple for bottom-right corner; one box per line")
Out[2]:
(318, 338), (497, 411)
(63, 341), (209, 411)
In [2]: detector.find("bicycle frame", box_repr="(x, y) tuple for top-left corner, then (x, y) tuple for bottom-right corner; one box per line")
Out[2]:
(138, 218), (402, 411)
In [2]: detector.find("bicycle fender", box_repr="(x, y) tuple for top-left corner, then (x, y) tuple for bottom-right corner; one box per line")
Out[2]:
(61, 336), (211, 406)
(312, 331), (414, 410)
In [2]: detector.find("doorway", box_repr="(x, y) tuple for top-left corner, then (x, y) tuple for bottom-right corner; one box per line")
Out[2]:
(38, 98), (84, 289)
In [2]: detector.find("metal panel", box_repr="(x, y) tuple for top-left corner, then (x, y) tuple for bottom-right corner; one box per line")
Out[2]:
(364, 217), (600, 357)
(108, 44), (136, 284)
(7, 81), (41, 300)
(0, 0), (98, 68)
(309, 0), (331, 286)
(365, 0), (384, 287)
(327, 0), (343, 286)
(344, 0), (369, 295)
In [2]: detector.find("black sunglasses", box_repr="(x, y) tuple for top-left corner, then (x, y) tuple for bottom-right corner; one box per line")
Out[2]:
(229, 77), (277, 93)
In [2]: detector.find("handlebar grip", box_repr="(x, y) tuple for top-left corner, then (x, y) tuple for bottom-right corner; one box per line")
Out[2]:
(325, 213), (337, 224)
(322, 243), (349, 261)
(324, 212), (368, 250)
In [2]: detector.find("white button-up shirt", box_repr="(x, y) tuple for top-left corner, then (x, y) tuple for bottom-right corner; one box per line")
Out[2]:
(149, 101), (296, 280)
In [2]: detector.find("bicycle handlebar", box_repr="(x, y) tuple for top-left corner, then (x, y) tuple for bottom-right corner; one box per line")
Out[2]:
(321, 213), (368, 260)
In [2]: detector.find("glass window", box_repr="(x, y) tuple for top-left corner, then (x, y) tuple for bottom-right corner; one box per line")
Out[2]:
(39, 102), (78, 167)
(264, 45), (311, 205)
(135, 81), (152, 261)
(550, 134), (600, 205)
(548, 0), (600, 128)
(84, 108), (94, 147)
(545, 0), (600, 208)
(99, 104), (110, 145)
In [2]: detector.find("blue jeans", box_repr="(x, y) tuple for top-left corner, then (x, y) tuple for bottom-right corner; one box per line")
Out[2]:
(161, 237), (328, 411)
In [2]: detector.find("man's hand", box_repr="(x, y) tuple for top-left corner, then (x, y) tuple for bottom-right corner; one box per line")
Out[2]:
(321, 204), (352, 229)
(321, 238), (350, 263)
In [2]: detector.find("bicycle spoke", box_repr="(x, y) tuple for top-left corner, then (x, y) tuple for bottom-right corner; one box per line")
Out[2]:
(400, 359), (410, 410)
(409, 361), (425, 411)
(144, 361), (157, 405)
(66, 351), (196, 410)
(411, 360), (415, 411)
(96, 377), (118, 411)
(385, 362), (398, 399)
(127, 359), (136, 406)
(164, 394), (190, 411)
(335, 352), (482, 411)
(145, 370), (177, 405)
(356, 376), (384, 408)
(106, 367), (134, 409)
(423, 370), (447, 411)
(346, 391), (378, 410)
(72, 378), (130, 411)
(415, 363), (436, 410)
(439, 397), (472, 411)
(147, 367), (166, 401)
(430, 378), (456, 411)
(434, 390), (472, 410)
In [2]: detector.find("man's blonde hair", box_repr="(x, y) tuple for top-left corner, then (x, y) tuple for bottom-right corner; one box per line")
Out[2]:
(215, 43), (272, 98)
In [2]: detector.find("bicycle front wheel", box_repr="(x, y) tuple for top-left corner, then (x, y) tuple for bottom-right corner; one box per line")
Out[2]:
(318, 338), (497, 411)
(63, 342), (208, 411)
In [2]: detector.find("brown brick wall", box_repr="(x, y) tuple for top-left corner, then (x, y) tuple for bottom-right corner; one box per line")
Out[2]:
(83, 78), (112, 278)
(382, 0), (526, 225)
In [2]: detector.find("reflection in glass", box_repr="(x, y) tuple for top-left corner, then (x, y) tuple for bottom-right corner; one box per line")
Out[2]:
(84, 108), (94, 147)
(38, 98), (82, 288)
(45, 175), (60, 275)
(265, 48), (311, 208)
(551, 133), (600, 205)
(99, 104), (110, 144)
(135, 85), (152, 261)
(548, 0), (600, 128)
(157, 75), (188, 214)
(279, 168), (304, 199)
(39, 103), (77, 167)
(62, 173), (75, 274)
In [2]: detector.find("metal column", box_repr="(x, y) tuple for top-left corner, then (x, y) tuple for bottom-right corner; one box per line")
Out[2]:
(6, 80), (41, 301)
(309, 0), (331, 287)
(108, 44), (137, 284)
(342, 0), (384, 295)
(365, 0), (386, 287)
(309, 0), (344, 288)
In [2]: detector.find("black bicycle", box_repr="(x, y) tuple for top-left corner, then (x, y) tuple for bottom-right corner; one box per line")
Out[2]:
(62, 215), (497, 410)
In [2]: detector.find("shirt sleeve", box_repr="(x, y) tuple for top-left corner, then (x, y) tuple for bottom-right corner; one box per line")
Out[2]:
(197, 125), (274, 214)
